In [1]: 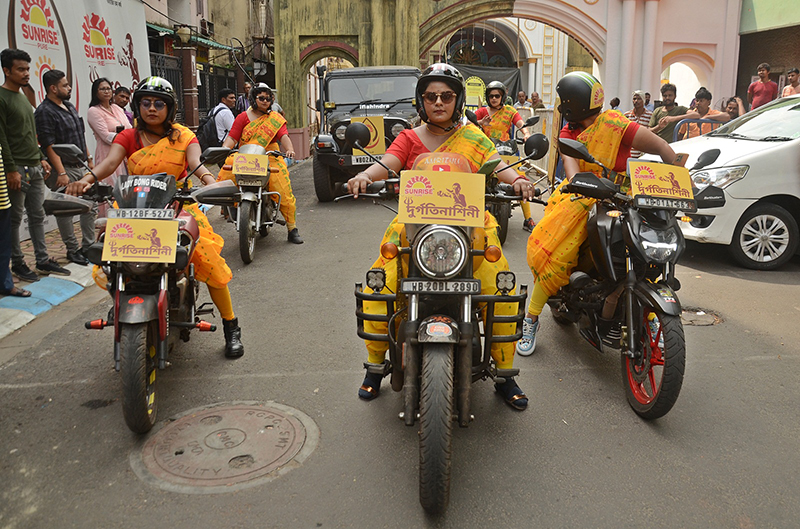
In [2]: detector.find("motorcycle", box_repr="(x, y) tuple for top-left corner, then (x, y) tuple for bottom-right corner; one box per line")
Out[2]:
(44, 144), (232, 433)
(339, 122), (549, 514)
(545, 139), (724, 419)
(222, 144), (286, 264)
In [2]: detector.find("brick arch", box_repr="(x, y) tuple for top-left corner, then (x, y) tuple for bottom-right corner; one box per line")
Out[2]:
(298, 41), (360, 70)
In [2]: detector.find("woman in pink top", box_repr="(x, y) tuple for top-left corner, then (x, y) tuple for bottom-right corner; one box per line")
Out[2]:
(86, 78), (131, 184)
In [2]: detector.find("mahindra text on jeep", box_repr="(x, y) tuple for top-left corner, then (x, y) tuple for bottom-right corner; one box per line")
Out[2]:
(312, 65), (420, 201)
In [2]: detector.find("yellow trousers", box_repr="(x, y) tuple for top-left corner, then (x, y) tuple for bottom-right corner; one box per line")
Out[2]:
(363, 216), (519, 370)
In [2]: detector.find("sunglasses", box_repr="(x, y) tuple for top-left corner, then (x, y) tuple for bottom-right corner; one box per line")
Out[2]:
(488, 94), (502, 99)
(421, 91), (456, 104)
(256, 96), (272, 102)
(140, 99), (167, 110)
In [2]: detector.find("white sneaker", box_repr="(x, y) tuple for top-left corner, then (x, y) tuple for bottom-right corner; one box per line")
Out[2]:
(516, 318), (539, 356)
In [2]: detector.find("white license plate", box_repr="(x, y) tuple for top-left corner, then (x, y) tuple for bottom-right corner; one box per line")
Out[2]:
(635, 196), (696, 211)
(107, 208), (175, 219)
(400, 279), (480, 294)
(239, 180), (265, 187)
(352, 155), (381, 165)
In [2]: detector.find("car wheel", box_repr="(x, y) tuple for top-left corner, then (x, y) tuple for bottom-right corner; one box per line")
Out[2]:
(313, 153), (337, 202)
(729, 203), (799, 270)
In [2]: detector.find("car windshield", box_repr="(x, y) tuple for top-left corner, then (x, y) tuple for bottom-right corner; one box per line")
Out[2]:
(327, 75), (418, 106)
(708, 97), (800, 141)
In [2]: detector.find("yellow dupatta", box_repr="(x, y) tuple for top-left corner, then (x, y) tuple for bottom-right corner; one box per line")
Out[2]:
(217, 111), (289, 184)
(483, 105), (517, 142)
(527, 110), (632, 296)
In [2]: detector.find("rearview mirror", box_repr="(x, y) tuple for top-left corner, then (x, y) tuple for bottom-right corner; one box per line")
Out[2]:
(523, 115), (539, 128)
(345, 122), (371, 149)
(690, 149), (721, 171)
(200, 147), (231, 166)
(52, 144), (86, 165)
(558, 138), (598, 165)
(464, 109), (479, 127)
(523, 134), (549, 160)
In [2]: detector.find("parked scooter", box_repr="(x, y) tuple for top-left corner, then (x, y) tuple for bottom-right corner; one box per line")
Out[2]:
(43, 144), (232, 433)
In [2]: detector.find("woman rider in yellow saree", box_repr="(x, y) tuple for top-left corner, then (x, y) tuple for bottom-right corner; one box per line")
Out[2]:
(347, 64), (539, 410)
(66, 77), (245, 358)
(216, 84), (303, 244)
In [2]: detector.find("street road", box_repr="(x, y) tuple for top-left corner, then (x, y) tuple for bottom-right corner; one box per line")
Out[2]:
(1, 159), (799, 528)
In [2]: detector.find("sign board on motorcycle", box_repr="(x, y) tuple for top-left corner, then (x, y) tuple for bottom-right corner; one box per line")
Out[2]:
(233, 153), (270, 177)
(398, 170), (485, 227)
(629, 160), (695, 201)
(101, 218), (179, 263)
(351, 116), (386, 156)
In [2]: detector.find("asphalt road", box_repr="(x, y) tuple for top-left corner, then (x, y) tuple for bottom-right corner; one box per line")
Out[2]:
(1, 159), (799, 528)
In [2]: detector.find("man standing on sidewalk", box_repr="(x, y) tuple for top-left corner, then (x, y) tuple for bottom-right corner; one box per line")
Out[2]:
(35, 69), (95, 266)
(0, 48), (69, 281)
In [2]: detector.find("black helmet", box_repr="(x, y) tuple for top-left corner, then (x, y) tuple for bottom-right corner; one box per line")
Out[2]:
(556, 71), (604, 123)
(132, 76), (177, 122)
(249, 83), (274, 109)
(415, 63), (465, 127)
(485, 81), (507, 107)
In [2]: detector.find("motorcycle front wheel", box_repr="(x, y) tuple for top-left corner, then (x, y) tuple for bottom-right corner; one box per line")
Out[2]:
(419, 343), (454, 515)
(621, 307), (685, 420)
(238, 201), (257, 264)
(119, 322), (158, 433)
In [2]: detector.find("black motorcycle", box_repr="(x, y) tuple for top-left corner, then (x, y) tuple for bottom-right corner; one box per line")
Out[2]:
(341, 122), (548, 513)
(546, 139), (723, 419)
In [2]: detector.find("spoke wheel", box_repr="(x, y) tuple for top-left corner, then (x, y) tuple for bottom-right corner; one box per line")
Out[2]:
(119, 322), (158, 433)
(622, 307), (685, 420)
(238, 201), (257, 264)
(418, 343), (454, 515)
(730, 203), (798, 270)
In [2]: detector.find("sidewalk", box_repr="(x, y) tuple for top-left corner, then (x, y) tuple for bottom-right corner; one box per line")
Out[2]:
(0, 223), (96, 340)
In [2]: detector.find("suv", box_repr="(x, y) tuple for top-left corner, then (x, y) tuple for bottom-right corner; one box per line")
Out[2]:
(312, 65), (420, 201)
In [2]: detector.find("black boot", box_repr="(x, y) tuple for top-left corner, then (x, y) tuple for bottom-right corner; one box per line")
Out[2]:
(222, 318), (244, 358)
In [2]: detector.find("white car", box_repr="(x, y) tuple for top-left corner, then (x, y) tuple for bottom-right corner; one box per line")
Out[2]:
(651, 95), (800, 270)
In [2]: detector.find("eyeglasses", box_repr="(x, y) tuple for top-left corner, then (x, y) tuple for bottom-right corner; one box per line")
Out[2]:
(256, 96), (272, 102)
(488, 94), (502, 99)
(421, 91), (456, 104)
(140, 99), (167, 110)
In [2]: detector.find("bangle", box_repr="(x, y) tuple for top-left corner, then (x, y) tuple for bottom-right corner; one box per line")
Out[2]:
(512, 175), (528, 184)
(57, 172), (67, 176)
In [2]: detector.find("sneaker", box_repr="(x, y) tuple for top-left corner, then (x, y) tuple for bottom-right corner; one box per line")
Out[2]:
(36, 258), (71, 276)
(516, 317), (539, 356)
(67, 249), (89, 266)
(522, 218), (535, 232)
(287, 228), (304, 244)
(11, 263), (39, 282)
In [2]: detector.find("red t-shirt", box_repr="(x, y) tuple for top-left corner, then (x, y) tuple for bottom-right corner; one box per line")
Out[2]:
(228, 111), (288, 143)
(474, 106), (523, 126)
(113, 128), (198, 180)
(748, 80), (778, 110)
(385, 129), (435, 170)
(559, 121), (639, 173)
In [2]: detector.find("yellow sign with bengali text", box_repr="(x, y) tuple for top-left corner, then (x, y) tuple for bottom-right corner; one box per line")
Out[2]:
(628, 160), (694, 200)
(233, 153), (270, 176)
(102, 218), (179, 263)
(465, 76), (486, 107)
(352, 116), (386, 156)
(398, 169), (485, 227)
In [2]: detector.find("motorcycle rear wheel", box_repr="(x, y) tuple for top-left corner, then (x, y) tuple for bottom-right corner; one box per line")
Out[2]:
(119, 322), (158, 433)
(621, 307), (685, 420)
(239, 201), (257, 264)
(419, 343), (454, 515)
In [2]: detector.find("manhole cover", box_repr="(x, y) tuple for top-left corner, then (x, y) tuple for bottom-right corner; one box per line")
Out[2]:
(130, 402), (319, 494)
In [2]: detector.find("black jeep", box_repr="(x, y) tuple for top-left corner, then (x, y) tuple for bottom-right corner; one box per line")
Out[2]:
(312, 65), (420, 201)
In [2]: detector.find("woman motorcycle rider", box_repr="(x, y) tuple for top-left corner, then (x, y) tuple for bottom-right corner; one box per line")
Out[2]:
(476, 81), (536, 233)
(66, 76), (245, 358)
(348, 64), (538, 410)
(516, 71), (676, 356)
(216, 83), (303, 244)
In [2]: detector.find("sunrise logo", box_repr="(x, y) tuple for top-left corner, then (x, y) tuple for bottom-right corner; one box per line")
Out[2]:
(19, 0), (59, 48)
(110, 222), (135, 239)
(404, 175), (434, 196)
(82, 13), (115, 63)
(633, 164), (657, 180)
(34, 56), (55, 104)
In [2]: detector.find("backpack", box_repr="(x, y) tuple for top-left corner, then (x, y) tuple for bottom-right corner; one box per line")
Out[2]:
(196, 107), (224, 151)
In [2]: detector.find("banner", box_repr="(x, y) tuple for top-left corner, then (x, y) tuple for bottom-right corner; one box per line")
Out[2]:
(2, 0), (150, 155)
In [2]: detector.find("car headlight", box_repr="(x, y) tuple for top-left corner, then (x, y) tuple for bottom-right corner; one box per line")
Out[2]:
(414, 226), (469, 279)
(692, 165), (748, 191)
(391, 122), (406, 138)
(334, 125), (347, 141)
(638, 223), (681, 263)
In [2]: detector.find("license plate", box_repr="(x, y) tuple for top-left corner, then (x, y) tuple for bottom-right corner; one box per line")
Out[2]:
(239, 179), (265, 187)
(352, 155), (380, 165)
(634, 196), (696, 212)
(107, 208), (175, 219)
(400, 279), (480, 294)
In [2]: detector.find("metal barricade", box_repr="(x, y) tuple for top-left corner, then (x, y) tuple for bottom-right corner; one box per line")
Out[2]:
(673, 118), (724, 142)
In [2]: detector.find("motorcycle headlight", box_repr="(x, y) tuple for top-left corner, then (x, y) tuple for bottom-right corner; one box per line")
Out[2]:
(334, 125), (347, 141)
(692, 165), (748, 191)
(638, 223), (681, 263)
(414, 226), (469, 279)
(391, 122), (406, 138)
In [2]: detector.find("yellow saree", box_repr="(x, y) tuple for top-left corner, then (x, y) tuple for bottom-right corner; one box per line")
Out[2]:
(483, 105), (517, 142)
